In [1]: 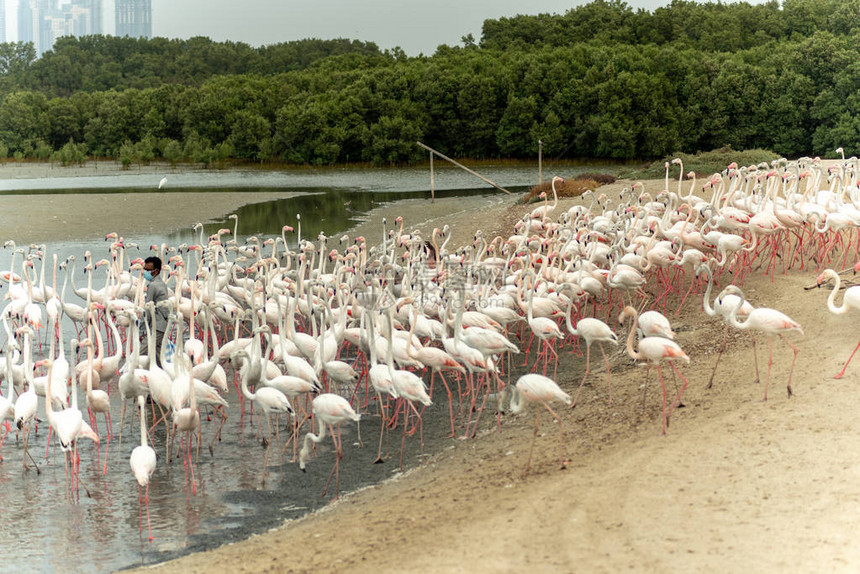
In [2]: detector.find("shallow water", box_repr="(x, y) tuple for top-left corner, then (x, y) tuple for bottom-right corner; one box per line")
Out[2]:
(0, 165), (586, 572)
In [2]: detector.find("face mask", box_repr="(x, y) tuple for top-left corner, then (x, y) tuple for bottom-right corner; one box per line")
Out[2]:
(143, 270), (154, 282)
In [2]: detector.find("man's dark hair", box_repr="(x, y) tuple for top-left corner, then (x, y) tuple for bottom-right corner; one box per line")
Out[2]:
(144, 256), (162, 273)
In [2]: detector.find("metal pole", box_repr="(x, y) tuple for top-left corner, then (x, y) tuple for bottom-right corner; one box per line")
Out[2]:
(538, 139), (543, 184)
(416, 141), (512, 194)
(430, 151), (435, 203)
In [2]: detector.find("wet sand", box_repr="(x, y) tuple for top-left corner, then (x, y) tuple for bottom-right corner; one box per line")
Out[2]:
(0, 160), (303, 244)
(6, 162), (855, 573)
(0, 190), (305, 244)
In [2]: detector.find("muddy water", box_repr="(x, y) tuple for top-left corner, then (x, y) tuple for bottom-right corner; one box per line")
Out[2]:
(1, 367), (461, 572)
(0, 233), (476, 573)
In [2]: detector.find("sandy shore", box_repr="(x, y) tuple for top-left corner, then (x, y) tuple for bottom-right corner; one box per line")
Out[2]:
(5, 162), (854, 573)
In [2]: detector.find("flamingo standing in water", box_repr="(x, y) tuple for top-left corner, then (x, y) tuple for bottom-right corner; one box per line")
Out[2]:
(501, 373), (571, 475)
(719, 285), (803, 400)
(41, 357), (83, 498)
(299, 393), (360, 499)
(14, 326), (39, 472)
(0, 342), (15, 460)
(130, 395), (156, 541)
(618, 306), (690, 435)
(816, 267), (860, 378)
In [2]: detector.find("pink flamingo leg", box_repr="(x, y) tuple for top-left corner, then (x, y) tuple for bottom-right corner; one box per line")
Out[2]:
(656, 365), (668, 435)
(571, 343), (591, 408)
(763, 338), (774, 401)
(834, 338), (860, 379)
(599, 343), (612, 405)
(543, 402), (568, 470)
(524, 408), (540, 475)
(666, 360), (690, 420)
(436, 370), (456, 437)
(780, 334), (799, 398)
(706, 324), (729, 390)
(145, 483), (153, 541)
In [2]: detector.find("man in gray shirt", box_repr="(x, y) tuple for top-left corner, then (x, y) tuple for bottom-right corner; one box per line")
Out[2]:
(144, 256), (169, 367)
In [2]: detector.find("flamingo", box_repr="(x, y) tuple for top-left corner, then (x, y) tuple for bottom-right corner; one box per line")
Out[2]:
(130, 395), (157, 541)
(117, 310), (149, 449)
(530, 176), (563, 220)
(379, 308), (432, 468)
(562, 286), (618, 407)
(13, 327), (39, 472)
(719, 285), (803, 400)
(41, 357), (83, 498)
(636, 310), (676, 340)
(816, 267), (860, 378)
(618, 306), (690, 435)
(500, 373), (571, 474)
(363, 308), (398, 463)
(237, 344), (293, 480)
(404, 306), (464, 437)
(81, 338), (112, 446)
(299, 393), (360, 499)
(524, 273), (564, 378)
(0, 341), (16, 460)
(171, 323), (201, 495)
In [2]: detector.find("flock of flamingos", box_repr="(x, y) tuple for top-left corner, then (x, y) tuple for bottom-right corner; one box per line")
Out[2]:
(2, 154), (860, 542)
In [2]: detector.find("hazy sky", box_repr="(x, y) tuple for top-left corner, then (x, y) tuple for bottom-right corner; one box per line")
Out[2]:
(5, 1), (766, 55)
(148, 0), (672, 55)
(0, 0), (674, 55)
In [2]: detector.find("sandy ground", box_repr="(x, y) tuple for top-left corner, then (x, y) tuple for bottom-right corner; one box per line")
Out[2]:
(5, 163), (856, 573)
(104, 177), (858, 573)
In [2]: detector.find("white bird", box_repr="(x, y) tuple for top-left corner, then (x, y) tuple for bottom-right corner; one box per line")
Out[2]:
(501, 373), (571, 474)
(130, 395), (157, 541)
(299, 393), (360, 499)
(158, 176), (168, 189)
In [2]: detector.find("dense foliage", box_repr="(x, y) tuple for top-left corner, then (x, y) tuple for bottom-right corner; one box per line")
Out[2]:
(0, 0), (856, 166)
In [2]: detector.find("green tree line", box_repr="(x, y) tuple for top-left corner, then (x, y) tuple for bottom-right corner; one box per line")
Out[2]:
(0, 0), (857, 166)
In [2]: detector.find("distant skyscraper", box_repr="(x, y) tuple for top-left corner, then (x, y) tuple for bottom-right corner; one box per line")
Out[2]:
(18, 0), (105, 55)
(18, 0), (39, 52)
(80, 0), (103, 34)
(115, 0), (151, 38)
(0, 0), (6, 43)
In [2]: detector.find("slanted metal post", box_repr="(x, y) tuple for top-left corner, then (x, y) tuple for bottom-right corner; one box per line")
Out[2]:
(430, 151), (435, 203)
(538, 140), (543, 184)
(416, 141), (512, 194)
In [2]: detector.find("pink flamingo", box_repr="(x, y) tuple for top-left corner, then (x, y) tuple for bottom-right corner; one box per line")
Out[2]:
(404, 306), (464, 437)
(719, 285), (803, 400)
(618, 306), (690, 435)
(563, 286), (618, 407)
(501, 373), (571, 474)
(299, 393), (360, 499)
(697, 264), (757, 389)
(524, 273), (564, 378)
(817, 267), (860, 378)
(530, 176), (562, 220)
(130, 395), (157, 541)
